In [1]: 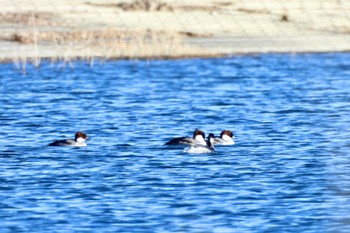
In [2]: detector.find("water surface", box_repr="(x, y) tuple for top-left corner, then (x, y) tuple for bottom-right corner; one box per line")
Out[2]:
(0, 53), (350, 232)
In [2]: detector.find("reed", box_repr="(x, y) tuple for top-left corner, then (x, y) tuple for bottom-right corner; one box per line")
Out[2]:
(8, 28), (216, 65)
(31, 11), (40, 68)
(1, 5), (219, 66)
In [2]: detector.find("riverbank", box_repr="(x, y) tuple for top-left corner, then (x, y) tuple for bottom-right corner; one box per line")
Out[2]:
(1, 0), (350, 62)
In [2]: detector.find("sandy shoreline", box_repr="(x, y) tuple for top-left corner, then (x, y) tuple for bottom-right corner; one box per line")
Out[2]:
(1, 0), (350, 62)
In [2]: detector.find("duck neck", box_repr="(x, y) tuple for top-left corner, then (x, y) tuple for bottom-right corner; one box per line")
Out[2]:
(207, 138), (214, 148)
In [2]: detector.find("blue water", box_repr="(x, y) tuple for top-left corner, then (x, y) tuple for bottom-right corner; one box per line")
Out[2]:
(0, 53), (350, 232)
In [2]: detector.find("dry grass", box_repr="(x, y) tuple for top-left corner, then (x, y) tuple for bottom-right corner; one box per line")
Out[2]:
(7, 28), (211, 45)
(89, 0), (223, 12)
(280, 14), (289, 22)
(237, 8), (271, 14)
(10, 33), (33, 44)
(2, 28), (218, 67)
(179, 31), (213, 38)
(215, 1), (234, 7)
(87, 1), (173, 12)
(0, 11), (63, 26)
(0, 6), (217, 66)
(115, 0), (173, 11)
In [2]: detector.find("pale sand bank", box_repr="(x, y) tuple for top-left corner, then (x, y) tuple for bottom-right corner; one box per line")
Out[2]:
(0, 0), (350, 61)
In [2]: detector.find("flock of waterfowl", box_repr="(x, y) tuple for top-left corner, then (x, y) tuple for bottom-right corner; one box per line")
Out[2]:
(164, 129), (235, 154)
(48, 129), (235, 154)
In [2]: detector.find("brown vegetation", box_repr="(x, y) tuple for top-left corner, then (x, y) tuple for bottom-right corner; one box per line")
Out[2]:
(237, 8), (271, 14)
(280, 14), (289, 22)
(179, 31), (213, 38)
(7, 29), (212, 45)
(88, 0), (223, 12)
(116, 0), (173, 11)
(0, 11), (62, 26)
(1, 28), (218, 64)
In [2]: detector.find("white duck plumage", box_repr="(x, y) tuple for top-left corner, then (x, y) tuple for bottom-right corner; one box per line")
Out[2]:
(184, 133), (215, 154)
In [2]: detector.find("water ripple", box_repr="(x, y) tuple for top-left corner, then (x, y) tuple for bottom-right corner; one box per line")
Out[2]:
(0, 53), (350, 232)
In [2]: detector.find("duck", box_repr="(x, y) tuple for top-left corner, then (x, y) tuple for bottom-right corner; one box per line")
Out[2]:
(164, 128), (206, 146)
(214, 130), (235, 145)
(184, 133), (215, 154)
(48, 131), (87, 146)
